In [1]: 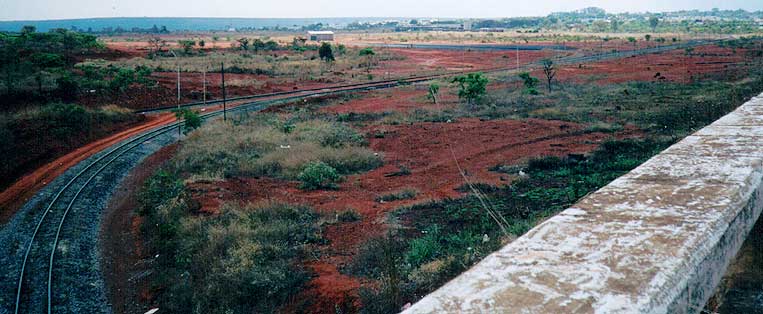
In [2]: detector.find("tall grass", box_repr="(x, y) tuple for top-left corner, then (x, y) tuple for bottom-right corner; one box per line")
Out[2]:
(138, 169), (322, 313)
(172, 113), (382, 181)
(93, 47), (407, 84)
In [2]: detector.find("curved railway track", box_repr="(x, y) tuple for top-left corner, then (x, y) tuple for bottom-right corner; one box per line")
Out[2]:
(1, 38), (717, 314)
(5, 69), (479, 314)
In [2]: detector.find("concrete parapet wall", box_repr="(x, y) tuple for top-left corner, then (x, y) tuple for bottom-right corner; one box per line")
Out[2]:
(403, 92), (763, 314)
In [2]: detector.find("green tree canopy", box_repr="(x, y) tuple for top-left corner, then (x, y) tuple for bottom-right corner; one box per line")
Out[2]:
(318, 42), (335, 62)
(451, 73), (488, 106)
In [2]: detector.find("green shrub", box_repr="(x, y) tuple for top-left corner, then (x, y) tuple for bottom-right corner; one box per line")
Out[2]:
(376, 189), (418, 203)
(174, 109), (202, 134)
(139, 169), (322, 314)
(298, 161), (341, 190)
(337, 209), (362, 222)
(451, 72), (488, 106)
(371, 138), (674, 310)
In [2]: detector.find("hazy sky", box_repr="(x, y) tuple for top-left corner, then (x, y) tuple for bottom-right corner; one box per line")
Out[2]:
(1, 0), (762, 21)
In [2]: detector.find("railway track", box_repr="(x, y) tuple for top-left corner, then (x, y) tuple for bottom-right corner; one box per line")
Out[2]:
(0, 38), (719, 314)
(139, 39), (716, 114)
(3, 67), (492, 313)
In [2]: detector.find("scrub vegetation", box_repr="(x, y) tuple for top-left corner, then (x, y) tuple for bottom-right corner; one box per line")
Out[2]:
(0, 103), (141, 189)
(172, 113), (382, 181)
(138, 171), (322, 313)
(349, 65), (763, 312)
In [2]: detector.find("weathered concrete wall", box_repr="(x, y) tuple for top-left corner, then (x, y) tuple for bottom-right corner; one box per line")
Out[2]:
(403, 92), (763, 314)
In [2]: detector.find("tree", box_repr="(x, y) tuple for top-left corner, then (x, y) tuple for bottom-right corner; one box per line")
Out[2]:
(147, 37), (164, 56)
(237, 38), (250, 51)
(649, 16), (660, 32)
(264, 40), (279, 51)
(253, 38), (266, 52)
(174, 109), (202, 134)
(56, 74), (79, 101)
(541, 59), (557, 92)
(178, 40), (196, 54)
(198, 40), (205, 48)
(611, 19), (621, 32)
(627, 37), (637, 48)
(359, 47), (375, 72)
(336, 44), (347, 55)
(318, 42), (335, 62)
(426, 83), (440, 104)
(518, 72), (540, 94)
(20, 25), (36, 35)
(644, 34), (652, 42)
(109, 68), (136, 93)
(451, 73), (488, 107)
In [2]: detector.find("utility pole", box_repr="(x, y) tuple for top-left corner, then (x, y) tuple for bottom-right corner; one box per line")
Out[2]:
(221, 62), (227, 121)
(170, 50), (181, 135)
(202, 67), (206, 106)
(516, 45), (519, 69)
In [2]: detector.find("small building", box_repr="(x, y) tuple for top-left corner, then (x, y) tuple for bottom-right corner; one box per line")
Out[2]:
(308, 31), (334, 42)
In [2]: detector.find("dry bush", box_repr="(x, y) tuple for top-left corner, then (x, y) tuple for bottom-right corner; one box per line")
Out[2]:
(139, 182), (322, 314)
(173, 114), (382, 181)
(96, 47), (406, 85)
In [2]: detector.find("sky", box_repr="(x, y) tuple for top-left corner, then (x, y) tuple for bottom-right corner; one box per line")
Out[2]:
(1, 0), (762, 21)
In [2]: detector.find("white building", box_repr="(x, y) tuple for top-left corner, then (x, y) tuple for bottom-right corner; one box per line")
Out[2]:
(308, 31), (334, 42)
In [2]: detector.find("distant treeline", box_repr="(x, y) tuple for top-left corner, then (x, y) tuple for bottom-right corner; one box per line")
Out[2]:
(0, 17), (395, 33)
(70, 24), (170, 35)
(1, 8), (761, 34)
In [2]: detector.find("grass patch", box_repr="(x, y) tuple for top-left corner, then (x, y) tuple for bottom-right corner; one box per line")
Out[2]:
(337, 209), (362, 222)
(375, 189), (418, 203)
(138, 170), (322, 313)
(351, 138), (673, 311)
(475, 70), (763, 138)
(173, 113), (382, 181)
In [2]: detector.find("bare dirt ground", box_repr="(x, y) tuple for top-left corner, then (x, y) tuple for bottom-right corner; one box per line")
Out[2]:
(550, 45), (754, 84)
(100, 39), (560, 110)
(48, 36), (746, 312)
(185, 114), (641, 312)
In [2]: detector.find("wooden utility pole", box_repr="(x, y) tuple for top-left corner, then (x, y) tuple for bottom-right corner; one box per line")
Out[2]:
(516, 45), (519, 69)
(221, 62), (227, 121)
(170, 50), (181, 135)
(202, 67), (206, 105)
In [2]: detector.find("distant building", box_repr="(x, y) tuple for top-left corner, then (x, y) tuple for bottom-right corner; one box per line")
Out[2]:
(308, 31), (334, 41)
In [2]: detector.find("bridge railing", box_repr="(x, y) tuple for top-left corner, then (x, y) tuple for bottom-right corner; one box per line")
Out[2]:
(403, 92), (763, 314)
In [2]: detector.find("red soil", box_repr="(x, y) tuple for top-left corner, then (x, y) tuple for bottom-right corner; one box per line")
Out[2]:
(551, 45), (752, 84)
(187, 118), (642, 312)
(380, 48), (555, 74)
(0, 113), (175, 224)
(95, 40), (560, 111)
(319, 88), (429, 114)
